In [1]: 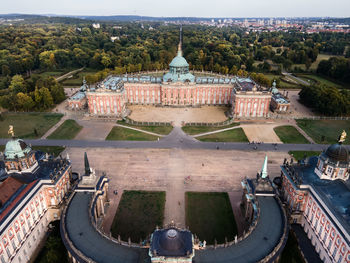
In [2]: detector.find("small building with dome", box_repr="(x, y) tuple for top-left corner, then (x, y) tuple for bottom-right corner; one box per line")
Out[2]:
(149, 227), (194, 262)
(3, 138), (37, 173)
(315, 131), (349, 181)
(270, 80), (290, 113)
(280, 131), (350, 263)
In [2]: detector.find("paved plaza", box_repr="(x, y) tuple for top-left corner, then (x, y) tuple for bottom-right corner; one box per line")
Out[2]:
(65, 147), (289, 234)
(129, 105), (229, 126)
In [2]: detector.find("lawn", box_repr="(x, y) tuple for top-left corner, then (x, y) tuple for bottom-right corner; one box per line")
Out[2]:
(31, 71), (65, 78)
(295, 74), (342, 88)
(61, 69), (99, 86)
(34, 220), (68, 263)
(296, 119), (350, 144)
(117, 121), (173, 135)
(185, 192), (237, 244)
(110, 191), (165, 242)
(288, 151), (321, 161)
(106, 126), (159, 141)
(196, 128), (248, 142)
(47, 119), (82, 140)
(0, 145), (65, 157)
(182, 122), (240, 135)
(0, 113), (63, 139)
(280, 230), (305, 263)
(274, 126), (310, 144)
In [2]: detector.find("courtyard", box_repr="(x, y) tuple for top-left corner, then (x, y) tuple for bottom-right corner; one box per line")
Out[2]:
(128, 105), (229, 126)
(65, 147), (289, 236)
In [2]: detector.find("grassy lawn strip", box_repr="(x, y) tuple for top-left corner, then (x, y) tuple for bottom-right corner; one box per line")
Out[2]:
(196, 127), (248, 142)
(280, 230), (305, 263)
(182, 122), (240, 135)
(274, 126), (310, 144)
(117, 121), (173, 135)
(110, 191), (165, 242)
(0, 145), (65, 157)
(0, 113), (63, 139)
(295, 74), (342, 88)
(106, 126), (159, 141)
(296, 119), (350, 144)
(34, 221), (68, 263)
(289, 151), (321, 161)
(186, 192), (237, 244)
(47, 119), (82, 140)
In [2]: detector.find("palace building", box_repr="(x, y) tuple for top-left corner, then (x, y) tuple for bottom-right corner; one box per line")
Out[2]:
(280, 131), (350, 263)
(0, 128), (72, 263)
(75, 30), (273, 119)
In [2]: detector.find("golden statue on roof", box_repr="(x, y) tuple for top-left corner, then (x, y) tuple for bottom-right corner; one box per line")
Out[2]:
(8, 125), (14, 137)
(338, 130), (347, 143)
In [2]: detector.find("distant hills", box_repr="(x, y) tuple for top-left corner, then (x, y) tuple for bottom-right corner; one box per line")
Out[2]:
(0, 14), (349, 24)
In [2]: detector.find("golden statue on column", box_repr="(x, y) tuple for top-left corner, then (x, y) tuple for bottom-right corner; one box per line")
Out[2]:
(8, 125), (15, 138)
(338, 130), (347, 143)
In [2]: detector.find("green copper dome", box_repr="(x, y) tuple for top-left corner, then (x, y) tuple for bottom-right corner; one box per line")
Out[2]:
(163, 51), (195, 83)
(4, 138), (32, 159)
(169, 51), (189, 68)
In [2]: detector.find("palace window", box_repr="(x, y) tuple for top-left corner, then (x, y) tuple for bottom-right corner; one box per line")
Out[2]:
(338, 169), (344, 177)
(327, 166), (333, 175)
(332, 246), (337, 259)
(328, 239), (332, 251)
(16, 233), (21, 243)
(22, 225), (26, 236)
(1, 255), (6, 263)
(337, 255), (343, 263)
(11, 240), (16, 252)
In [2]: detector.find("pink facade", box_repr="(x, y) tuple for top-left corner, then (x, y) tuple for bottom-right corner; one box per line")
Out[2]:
(86, 80), (272, 118)
(282, 170), (350, 263)
(233, 94), (271, 118)
(87, 92), (126, 116)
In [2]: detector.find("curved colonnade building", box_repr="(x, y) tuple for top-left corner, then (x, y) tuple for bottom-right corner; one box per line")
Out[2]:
(61, 154), (288, 263)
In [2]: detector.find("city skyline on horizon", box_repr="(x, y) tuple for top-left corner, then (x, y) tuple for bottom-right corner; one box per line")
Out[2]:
(1, 0), (350, 18)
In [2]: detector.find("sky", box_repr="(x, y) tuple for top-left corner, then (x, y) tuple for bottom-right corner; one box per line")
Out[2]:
(1, 0), (349, 18)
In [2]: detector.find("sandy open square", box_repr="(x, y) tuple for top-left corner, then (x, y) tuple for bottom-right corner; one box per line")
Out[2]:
(74, 120), (115, 140)
(287, 90), (314, 117)
(128, 105), (229, 126)
(242, 124), (282, 143)
(65, 147), (289, 234)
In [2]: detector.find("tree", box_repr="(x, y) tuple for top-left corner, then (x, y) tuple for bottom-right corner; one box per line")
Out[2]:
(1, 65), (10, 76)
(40, 87), (54, 109)
(16, 92), (34, 111)
(9, 75), (26, 94)
(50, 84), (66, 104)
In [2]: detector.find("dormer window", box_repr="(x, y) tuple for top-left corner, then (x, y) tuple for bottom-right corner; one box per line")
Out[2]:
(338, 169), (344, 177)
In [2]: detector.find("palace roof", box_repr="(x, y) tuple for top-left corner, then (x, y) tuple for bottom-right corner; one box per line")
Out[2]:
(0, 177), (24, 208)
(282, 157), (350, 237)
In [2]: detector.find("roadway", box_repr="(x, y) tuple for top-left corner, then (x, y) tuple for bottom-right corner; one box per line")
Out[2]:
(1, 127), (346, 153)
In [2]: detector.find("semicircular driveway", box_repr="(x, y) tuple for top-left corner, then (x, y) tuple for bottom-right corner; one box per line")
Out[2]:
(63, 193), (286, 263)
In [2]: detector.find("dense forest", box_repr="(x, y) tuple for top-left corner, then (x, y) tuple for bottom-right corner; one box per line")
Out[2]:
(0, 21), (349, 112)
(0, 23), (349, 76)
(299, 85), (350, 116)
